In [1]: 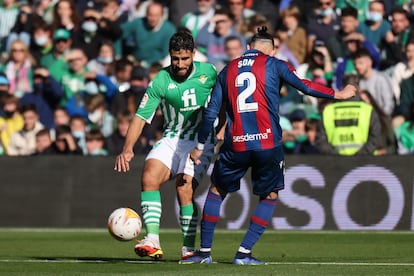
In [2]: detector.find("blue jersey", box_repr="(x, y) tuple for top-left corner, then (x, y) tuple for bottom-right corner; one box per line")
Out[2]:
(198, 49), (335, 152)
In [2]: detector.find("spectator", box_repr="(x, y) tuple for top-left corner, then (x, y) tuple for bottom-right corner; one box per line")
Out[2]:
(335, 0), (370, 22)
(0, 0), (19, 53)
(45, 124), (83, 155)
(87, 41), (115, 76)
(40, 28), (73, 79)
(6, 2), (34, 52)
(278, 5), (307, 64)
(121, 1), (176, 67)
(180, 0), (216, 40)
(106, 109), (149, 155)
(244, 13), (273, 41)
(69, 114), (87, 154)
(0, 94), (23, 154)
(357, 0), (393, 48)
(72, 6), (122, 60)
(399, 72), (414, 119)
(85, 93), (115, 137)
(85, 128), (108, 155)
(293, 118), (320, 154)
(333, 31), (380, 90)
(52, 0), (80, 34)
(32, 128), (53, 155)
(53, 106), (70, 127)
(169, 0), (198, 27)
(30, 19), (54, 64)
(0, 73), (11, 113)
(353, 48), (395, 116)
(380, 7), (414, 69)
(19, 67), (64, 129)
(306, 0), (340, 54)
(8, 103), (44, 156)
(1, 39), (35, 98)
(325, 6), (360, 62)
(33, 0), (55, 25)
(315, 75), (381, 155)
(224, 35), (244, 62)
(392, 39), (414, 110)
(110, 57), (133, 87)
(396, 102), (414, 154)
(196, 7), (246, 69)
(225, 0), (256, 37)
(60, 48), (89, 105)
(273, 33), (299, 68)
(359, 89), (397, 155)
(110, 65), (148, 117)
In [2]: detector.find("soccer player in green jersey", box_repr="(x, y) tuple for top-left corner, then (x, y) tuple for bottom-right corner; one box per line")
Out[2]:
(114, 30), (217, 261)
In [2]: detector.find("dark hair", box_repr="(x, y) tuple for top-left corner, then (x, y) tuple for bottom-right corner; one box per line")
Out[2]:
(20, 103), (38, 114)
(352, 48), (372, 62)
(250, 26), (274, 47)
(341, 7), (358, 19)
(391, 7), (409, 19)
(169, 30), (195, 52)
(114, 57), (133, 73)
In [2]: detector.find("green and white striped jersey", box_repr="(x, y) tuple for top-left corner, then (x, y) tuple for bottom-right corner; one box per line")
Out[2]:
(136, 61), (217, 141)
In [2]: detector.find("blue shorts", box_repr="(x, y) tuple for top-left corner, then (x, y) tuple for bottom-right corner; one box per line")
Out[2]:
(211, 146), (285, 196)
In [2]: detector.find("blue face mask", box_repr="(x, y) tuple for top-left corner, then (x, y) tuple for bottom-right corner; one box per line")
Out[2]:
(84, 81), (99, 94)
(82, 21), (98, 33)
(97, 56), (113, 64)
(72, 130), (85, 138)
(366, 11), (383, 22)
(319, 8), (334, 18)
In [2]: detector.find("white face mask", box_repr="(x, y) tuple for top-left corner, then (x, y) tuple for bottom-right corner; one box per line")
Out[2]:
(319, 8), (334, 18)
(88, 109), (103, 123)
(84, 81), (99, 95)
(35, 35), (48, 46)
(82, 21), (98, 33)
(366, 11), (383, 22)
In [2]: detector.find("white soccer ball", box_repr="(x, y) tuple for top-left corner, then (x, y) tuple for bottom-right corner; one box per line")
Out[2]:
(108, 207), (142, 241)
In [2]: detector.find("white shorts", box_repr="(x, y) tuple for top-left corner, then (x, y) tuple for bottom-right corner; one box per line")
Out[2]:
(145, 136), (214, 183)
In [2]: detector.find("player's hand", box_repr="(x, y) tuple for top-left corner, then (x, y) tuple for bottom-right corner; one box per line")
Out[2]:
(114, 150), (134, 172)
(335, 84), (357, 100)
(189, 148), (202, 165)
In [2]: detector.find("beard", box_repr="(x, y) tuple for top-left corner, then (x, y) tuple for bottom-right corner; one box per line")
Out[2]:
(172, 63), (193, 83)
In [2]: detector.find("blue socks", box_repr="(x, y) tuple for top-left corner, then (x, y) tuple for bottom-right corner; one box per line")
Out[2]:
(200, 190), (223, 252)
(239, 197), (277, 252)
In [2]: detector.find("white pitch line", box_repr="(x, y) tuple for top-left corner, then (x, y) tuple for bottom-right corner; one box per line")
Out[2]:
(266, 262), (414, 266)
(0, 259), (413, 266)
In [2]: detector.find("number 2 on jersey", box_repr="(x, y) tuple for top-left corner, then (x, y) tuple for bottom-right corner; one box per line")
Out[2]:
(236, 72), (258, 113)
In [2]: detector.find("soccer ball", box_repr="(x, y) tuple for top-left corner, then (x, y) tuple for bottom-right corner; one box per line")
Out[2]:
(108, 207), (142, 241)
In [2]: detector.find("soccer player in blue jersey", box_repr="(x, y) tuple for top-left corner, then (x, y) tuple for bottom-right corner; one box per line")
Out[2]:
(181, 26), (356, 265)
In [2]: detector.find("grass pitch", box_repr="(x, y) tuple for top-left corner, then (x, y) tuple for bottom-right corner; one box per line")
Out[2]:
(0, 229), (413, 275)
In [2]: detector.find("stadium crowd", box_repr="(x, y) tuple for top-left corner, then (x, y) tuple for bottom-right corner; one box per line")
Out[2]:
(0, 0), (413, 156)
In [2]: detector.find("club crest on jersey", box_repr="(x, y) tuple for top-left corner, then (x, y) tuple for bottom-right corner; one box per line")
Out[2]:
(199, 75), (208, 84)
(139, 93), (149, 108)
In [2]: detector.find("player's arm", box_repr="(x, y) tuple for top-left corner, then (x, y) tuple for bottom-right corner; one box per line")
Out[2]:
(277, 60), (356, 100)
(114, 115), (146, 172)
(190, 73), (224, 164)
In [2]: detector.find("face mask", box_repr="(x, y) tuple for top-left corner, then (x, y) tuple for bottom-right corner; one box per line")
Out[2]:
(97, 56), (113, 64)
(84, 81), (99, 95)
(4, 110), (15, 118)
(88, 109), (103, 123)
(319, 8), (334, 18)
(82, 21), (98, 33)
(35, 35), (48, 46)
(366, 11), (383, 22)
(72, 130), (85, 138)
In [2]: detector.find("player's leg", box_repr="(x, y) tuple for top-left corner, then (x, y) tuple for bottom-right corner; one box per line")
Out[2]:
(180, 150), (248, 264)
(176, 174), (198, 259)
(135, 159), (171, 259)
(233, 146), (285, 265)
(176, 139), (214, 260)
